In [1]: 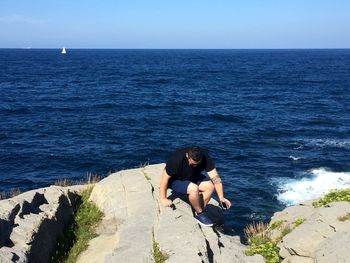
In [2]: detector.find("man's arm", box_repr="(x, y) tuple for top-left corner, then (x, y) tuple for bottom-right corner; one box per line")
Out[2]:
(207, 168), (232, 208)
(160, 169), (173, 207)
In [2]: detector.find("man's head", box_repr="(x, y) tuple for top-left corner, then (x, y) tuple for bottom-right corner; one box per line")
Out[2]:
(186, 146), (203, 167)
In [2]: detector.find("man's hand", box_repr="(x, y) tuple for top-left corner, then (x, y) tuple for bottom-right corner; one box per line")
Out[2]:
(160, 198), (173, 207)
(220, 198), (232, 209)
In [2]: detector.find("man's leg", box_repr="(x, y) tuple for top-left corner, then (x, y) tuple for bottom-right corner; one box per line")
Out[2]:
(188, 181), (214, 227)
(187, 183), (203, 214)
(198, 180), (215, 208)
(170, 180), (203, 213)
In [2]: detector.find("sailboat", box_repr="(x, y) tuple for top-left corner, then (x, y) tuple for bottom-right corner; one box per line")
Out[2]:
(61, 47), (66, 54)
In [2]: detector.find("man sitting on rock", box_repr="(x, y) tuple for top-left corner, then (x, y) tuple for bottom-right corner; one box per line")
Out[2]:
(160, 146), (232, 227)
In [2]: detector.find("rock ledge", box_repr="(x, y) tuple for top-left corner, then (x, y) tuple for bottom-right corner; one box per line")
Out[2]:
(0, 185), (86, 263)
(77, 163), (263, 263)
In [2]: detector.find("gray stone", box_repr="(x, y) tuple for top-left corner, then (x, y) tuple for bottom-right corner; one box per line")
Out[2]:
(281, 255), (313, 263)
(79, 164), (264, 263)
(315, 231), (350, 263)
(0, 185), (86, 263)
(3, 164), (350, 262)
(80, 167), (157, 263)
(272, 198), (350, 263)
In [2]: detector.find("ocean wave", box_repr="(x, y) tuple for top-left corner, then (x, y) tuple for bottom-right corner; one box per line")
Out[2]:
(275, 168), (350, 206)
(302, 139), (350, 149)
(209, 113), (245, 123)
(288, 155), (303, 161)
(0, 106), (33, 114)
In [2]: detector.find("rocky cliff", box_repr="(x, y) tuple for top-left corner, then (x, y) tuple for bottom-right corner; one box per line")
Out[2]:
(77, 163), (263, 263)
(270, 199), (350, 263)
(1, 163), (350, 263)
(0, 185), (86, 262)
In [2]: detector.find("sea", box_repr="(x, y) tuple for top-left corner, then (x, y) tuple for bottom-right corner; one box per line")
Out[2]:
(1, 49), (350, 235)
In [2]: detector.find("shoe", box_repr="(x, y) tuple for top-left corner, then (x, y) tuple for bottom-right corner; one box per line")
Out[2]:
(195, 213), (214, 227)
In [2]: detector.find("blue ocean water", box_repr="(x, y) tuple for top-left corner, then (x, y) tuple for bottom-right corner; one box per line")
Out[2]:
(1, 49), (350, 234)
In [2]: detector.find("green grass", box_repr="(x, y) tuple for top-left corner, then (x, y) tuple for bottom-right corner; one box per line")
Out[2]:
(245, 240), (280, 263)
(153, 239), (169, 263)
(244, 219), (303, 263)
(280, 226), (292, 238)
(244, 222), (281, 263)
(313, 188), (350, 207)
(143, 171), (151, 181)
(269, 220), (286, 230)
(294, 218), (306, 227)
(51, 186), (104, 263)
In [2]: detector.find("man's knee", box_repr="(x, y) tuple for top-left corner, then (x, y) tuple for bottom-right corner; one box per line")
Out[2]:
(187, 183), (199, 195)
(201, 181), (215, 192)
(207, 181), (215, 193)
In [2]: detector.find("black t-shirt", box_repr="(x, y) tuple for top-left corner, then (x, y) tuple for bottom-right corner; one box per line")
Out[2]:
(165, 147), (215, 182)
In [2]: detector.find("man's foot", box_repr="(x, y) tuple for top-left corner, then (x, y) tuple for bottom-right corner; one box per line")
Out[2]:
(195, 213), (213, 227)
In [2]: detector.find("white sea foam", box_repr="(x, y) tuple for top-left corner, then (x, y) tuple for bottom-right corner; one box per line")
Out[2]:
(275, 168), (350, 206)
(289, 155), (302, 161)
(303, 139), (350, 149)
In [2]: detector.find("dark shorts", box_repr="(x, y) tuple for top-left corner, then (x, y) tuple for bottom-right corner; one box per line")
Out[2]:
(169, 174), (211, 195)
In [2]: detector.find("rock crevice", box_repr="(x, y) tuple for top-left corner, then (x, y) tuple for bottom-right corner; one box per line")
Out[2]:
(0, 185), (86, 263)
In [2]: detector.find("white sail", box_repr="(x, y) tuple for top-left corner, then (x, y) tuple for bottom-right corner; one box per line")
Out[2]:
(61, 47), (66, 54)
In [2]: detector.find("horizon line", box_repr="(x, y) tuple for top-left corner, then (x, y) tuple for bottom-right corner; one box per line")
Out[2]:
(1, 47), (350, 50)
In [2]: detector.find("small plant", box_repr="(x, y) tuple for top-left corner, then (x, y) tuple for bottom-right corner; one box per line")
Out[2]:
(244, 222), (271, 245)
(338, 213), (350, 222)
(153, 239), (169, 263)
(55, 178), (72, 187)
(54, 173), (102, 187)
(143, 171), (151, 181)
(313, 188), (350, 207)
(86, 172), (103, 185)
(0, 188), (21, 200)
(269, 220), (286, 230)
(51, 186), (104, 263)
(244, 222), (281, 263)
(280, 225), (292, 237)
(294, 218), (306, 227)
(139, 161), (150, 169)
(245, 240), (281, 263)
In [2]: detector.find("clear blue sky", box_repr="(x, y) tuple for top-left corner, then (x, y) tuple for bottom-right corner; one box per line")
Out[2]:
(1, 0), (349, 48)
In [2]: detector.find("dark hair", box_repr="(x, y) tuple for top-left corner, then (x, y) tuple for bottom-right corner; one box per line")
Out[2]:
(188, 146), (203, 162)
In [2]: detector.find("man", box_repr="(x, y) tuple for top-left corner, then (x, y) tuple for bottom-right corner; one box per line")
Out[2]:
(160, 146), (232, 227)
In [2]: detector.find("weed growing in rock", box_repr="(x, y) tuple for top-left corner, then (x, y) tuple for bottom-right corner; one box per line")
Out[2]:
(54, 172), (103, 187)
(279, 225), (292, 239)
(153, 239), (169, 263)
(143, 171), (151, 181)
(245, 240), (280, 263)
(313, 188), (350, 207)
(244, 222), (281, 263)
(294, 218), (306, 227)
(54, 178), (72, 187)
(338, 213), (350, 222)
(244, 222), (271, 245)
(269, 220), (286, 230)
(51, 186), (104, 263)
(244, 219), (304, 263)
(0, 188), (21, 200)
